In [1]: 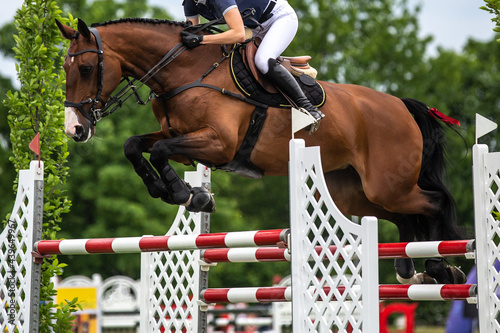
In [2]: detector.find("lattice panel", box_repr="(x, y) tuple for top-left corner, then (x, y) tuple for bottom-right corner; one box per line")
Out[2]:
(0, 162), (42, 333)
(482, 150), (500, 331)
(289, 140), (379, 333)
(141, 165), (209, 332)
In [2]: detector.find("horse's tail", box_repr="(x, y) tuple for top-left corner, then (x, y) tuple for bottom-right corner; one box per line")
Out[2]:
(400, 97), (461, 241)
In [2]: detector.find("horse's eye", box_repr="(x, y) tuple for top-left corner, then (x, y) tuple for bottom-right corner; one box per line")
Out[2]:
(79, 65), (93, 77)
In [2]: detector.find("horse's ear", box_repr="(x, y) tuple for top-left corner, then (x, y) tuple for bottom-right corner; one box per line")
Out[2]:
(77, 18), (92, 41)
(55, 19), (76, 40)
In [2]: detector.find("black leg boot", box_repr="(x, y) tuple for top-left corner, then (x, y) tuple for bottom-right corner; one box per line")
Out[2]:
(266, 58), (325, 132)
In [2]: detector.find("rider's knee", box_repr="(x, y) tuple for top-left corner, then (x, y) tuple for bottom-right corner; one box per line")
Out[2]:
(254, 55), (272, 74)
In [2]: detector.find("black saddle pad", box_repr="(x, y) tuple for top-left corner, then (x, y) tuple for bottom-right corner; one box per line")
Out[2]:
(230, 48), (326, 109)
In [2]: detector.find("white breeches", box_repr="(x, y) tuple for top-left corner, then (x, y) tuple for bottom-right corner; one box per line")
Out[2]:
(253, 0), (298, 74)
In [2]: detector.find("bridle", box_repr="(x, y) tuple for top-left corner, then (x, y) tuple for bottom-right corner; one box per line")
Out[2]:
(64, 27), (106, 125)
(64, 27), (188, 126)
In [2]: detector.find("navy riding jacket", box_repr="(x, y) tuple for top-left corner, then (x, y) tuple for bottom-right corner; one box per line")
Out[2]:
(183, 0), (274, 28)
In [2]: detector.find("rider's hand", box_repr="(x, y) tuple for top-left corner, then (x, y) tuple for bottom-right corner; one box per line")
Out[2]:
(181, 31), (204, 48)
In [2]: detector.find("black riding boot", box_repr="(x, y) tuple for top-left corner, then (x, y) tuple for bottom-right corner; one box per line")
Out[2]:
(266, 58), (325, 132)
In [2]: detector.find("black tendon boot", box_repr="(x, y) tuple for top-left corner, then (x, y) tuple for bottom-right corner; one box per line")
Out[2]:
(266, 58), (325, 133)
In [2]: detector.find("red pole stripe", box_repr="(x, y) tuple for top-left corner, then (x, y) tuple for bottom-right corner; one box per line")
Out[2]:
(35, 240), (63, 255)
(253, 229), (287, 246)
(138, 236), (170, 251)
(85, 238), (115, 253)
(378, 285), (411, 299)
(378, 243), (410, 258)
(195, 232), (229, 248)
(255, 287), (289, 302)
(255, 248), (289, 261)
(200, 249), (232, 263)
(440, 284), (476, 299)
(202, 288), (231, 303)
(436, 240), (472, 257)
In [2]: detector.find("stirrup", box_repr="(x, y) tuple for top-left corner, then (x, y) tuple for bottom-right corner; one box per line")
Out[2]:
(301, 108), (325, 134)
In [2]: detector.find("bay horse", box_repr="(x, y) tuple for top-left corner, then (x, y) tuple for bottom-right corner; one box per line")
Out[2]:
(56, 18), (465, 285)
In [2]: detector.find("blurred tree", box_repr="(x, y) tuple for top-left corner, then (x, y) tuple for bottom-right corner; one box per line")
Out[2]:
(289, 0), (430, 93)
(482, 0), (500, 41)
(0, 76), (16, 220)
(0, 21), (18, 220)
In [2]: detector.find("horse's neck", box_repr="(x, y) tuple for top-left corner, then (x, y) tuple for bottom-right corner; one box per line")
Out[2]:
(104, 25), (223, 94)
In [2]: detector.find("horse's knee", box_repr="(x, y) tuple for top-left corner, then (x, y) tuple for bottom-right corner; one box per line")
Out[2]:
(150, 141), (169, 169)
(123, 136), (143, 164)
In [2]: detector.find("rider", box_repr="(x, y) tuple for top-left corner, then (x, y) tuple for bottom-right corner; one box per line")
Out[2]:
(181, 0), (325, 130)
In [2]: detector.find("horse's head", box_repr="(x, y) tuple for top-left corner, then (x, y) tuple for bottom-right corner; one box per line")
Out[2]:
(56, 18), (122, 142)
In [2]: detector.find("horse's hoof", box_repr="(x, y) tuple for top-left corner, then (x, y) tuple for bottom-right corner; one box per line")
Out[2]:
(446, 265), (467, 284)
(396, 272), (437, 284)
(185, 186), (216, 213)
(416, 273), (438, 284)
(396, 273), (414, 284)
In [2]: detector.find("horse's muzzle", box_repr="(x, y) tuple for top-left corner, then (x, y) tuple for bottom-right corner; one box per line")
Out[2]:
(65, 106), (94, 142)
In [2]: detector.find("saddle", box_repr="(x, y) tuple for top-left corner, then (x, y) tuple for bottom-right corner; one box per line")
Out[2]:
(230, 42), (326, 109)
(242, 38), (318, 94)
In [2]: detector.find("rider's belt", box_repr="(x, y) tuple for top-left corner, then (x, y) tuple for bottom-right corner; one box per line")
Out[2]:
(259, 0), (277, 23)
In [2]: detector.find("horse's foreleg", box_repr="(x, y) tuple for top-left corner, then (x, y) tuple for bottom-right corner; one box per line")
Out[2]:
(150, 159), (215, 213)
(123, 134), (173, 204)
(149, 132), (219, 213)
(153, 160), (192, 205)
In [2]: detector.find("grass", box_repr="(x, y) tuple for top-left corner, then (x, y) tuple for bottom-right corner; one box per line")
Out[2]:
(415, 327), (444, 333)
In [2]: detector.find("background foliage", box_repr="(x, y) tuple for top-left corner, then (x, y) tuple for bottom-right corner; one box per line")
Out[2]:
(1, 0), (499, 327)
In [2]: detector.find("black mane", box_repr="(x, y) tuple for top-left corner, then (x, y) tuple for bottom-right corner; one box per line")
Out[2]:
(91, 17), (191, 28)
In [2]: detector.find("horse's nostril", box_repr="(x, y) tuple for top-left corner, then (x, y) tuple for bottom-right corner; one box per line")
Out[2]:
(74, 126), (83, 140)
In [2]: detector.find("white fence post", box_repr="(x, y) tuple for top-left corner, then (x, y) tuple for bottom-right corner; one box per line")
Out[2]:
(0, 161), (44, 333)
(473, 144), (500, 332)
(289, 139), (379, 332)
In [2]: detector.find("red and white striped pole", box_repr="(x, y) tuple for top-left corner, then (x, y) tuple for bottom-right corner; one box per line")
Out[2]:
(35, 229), (289, 255)
(200, 239), (475, 264)
(200, 284), (477, 304)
